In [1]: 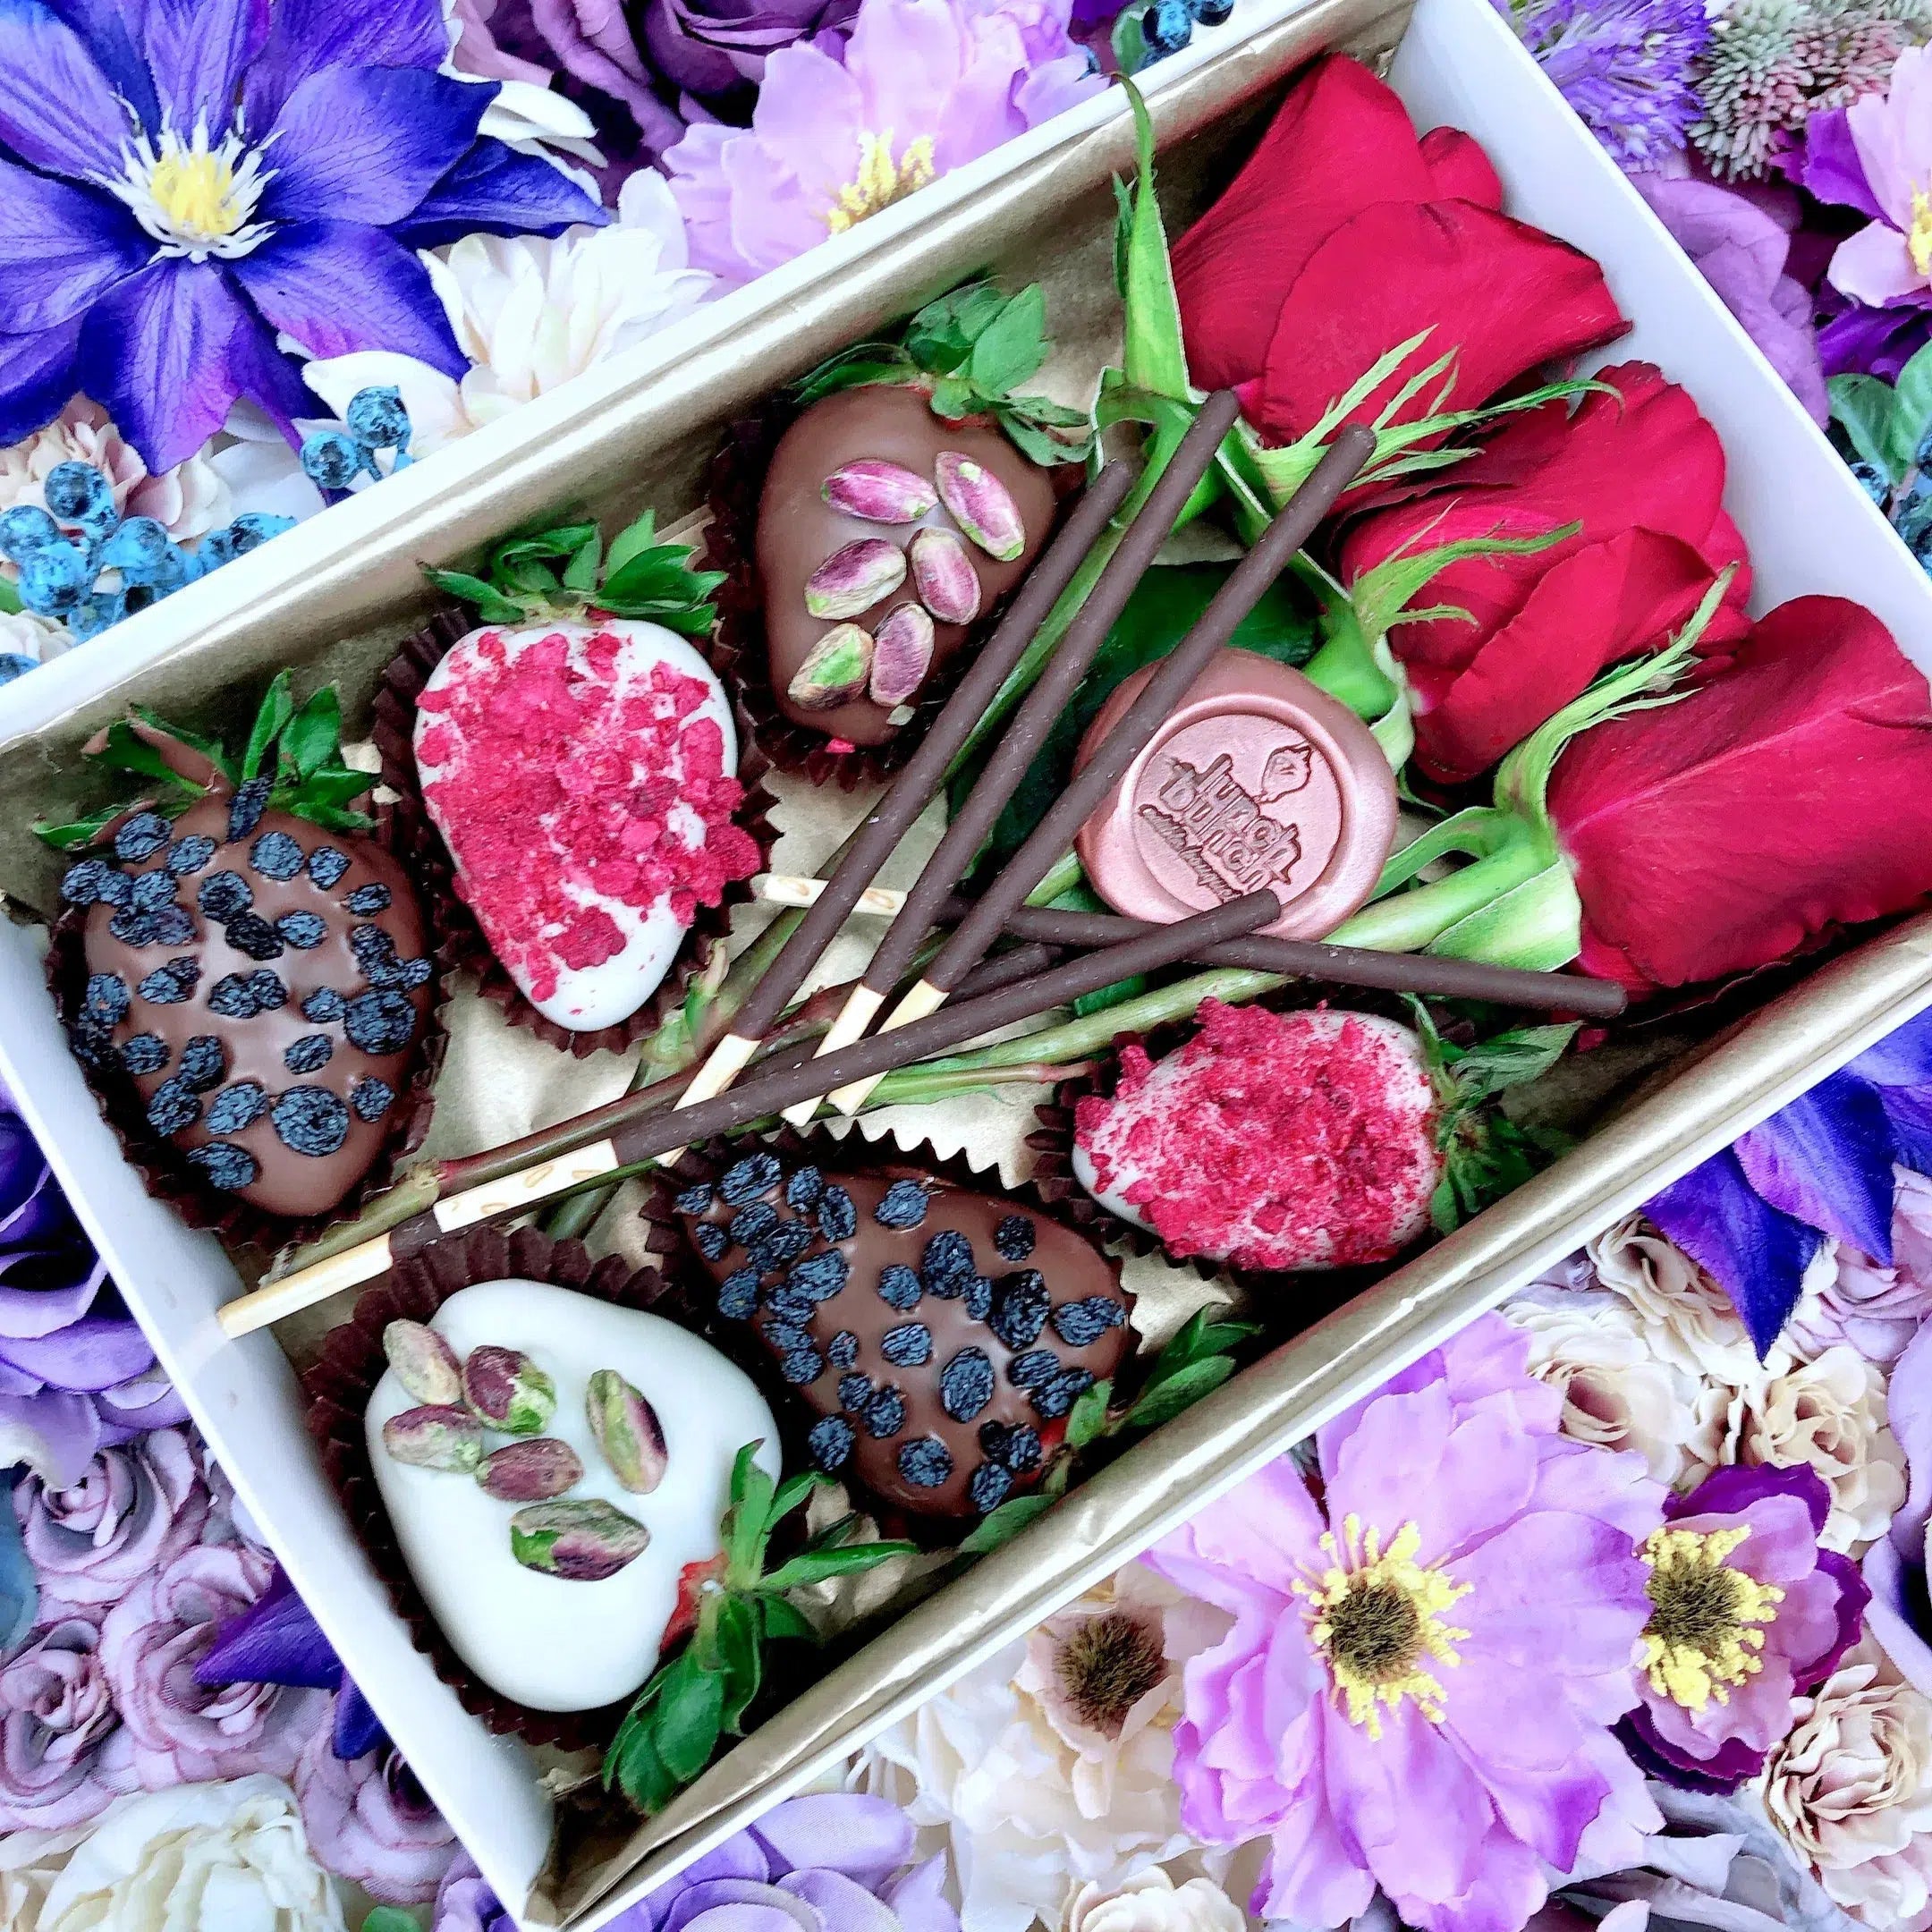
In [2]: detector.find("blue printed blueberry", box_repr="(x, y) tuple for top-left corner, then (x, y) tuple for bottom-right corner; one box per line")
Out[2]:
(750, 1221), (812, 1273)
(818, 1186), (857, 1243)
(223, 911), (284, 961)
(60, 859), (118, 906)
(119, 1033), (170, 1075)
(993, 1215), (1035, 1261)
(113, 812), (170, 862)
(1031, 1368), (1095, 1420)
(1050, 1296), (1127, 1348)
(720, 1153), (783, 1205)
(938, 1348), (995, 1422)
(343, 990), (416, 1056)
(188, 1141), (260, 1192)
(166, 835), (216, 876)
(877, 1265), (921, 1311)
(306, 846), (350, 889)
(207, 973), (263, 1019)
(345, 883), (391, 914)
(979, 1420), (1042, 1472)
(920, 1231), (974, 1297)
(968, 1462), (1013, 1513)
(839, 1372), (873, 1411)
(989, 1273), (1049, 1350)
(674, 1182), (715, 1216)
(271, 1086), (351, 1157)
(874, 1181), (930, 1230)
(249, 831), (304, 880)
(826, 1330), (860, 1369)
(785, 1165), (825, 1210)
(880, 1323), (931, 1368)
(178, 1035), (225, 1091)
(198, 872), (252, 920)
(206, 1082), (268, 1134)
(781, 1344), (824, 1386)
(128, 871), (177, 913)
(83, 973), (130, 1027)
(284, 1033), (334, 1075)
(110, 904), (194, 946)
(766, 1286), (815, 1325)
(897, 1438), (953, 1489)
(349, 1078), (395, 1123)
(244, 970), (286, 1011)
(787, 1251), (849, 1302)
(136, 958), (199, 1004)
(145, 1075), (200, 1136)
(862, 1386), (907, 1438)
(730, 1200), (778, 1248)
(809, 1415), (855, 1472)
(964, 1275), (992, 1321)
(716, 1268), (760, 1319)
(226, 778), (271, 841)
(763, 1321), (810, 1351)
(694, 1221), (729, 1262)
(275, 911), (327, 949)
(1007, 1350), (1058, 1390)
(301, 987), (344, 1024)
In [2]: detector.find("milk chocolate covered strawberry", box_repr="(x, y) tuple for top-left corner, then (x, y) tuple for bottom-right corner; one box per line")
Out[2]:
(41, 677), (434, 1220)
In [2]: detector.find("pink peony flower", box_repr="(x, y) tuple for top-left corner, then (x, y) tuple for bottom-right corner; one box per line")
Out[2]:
(98, 1542), (329, 1789)
(0, 1616), (135, 1831)
(665, 0), (1100, 289)
(1622, 1463), (1868, 1792)
(1825, 47), (1932, 312)
(293, 1719), (458, 1904)
(14, 1428), (211, 1616)
(1144, 1313), (1665, 1932)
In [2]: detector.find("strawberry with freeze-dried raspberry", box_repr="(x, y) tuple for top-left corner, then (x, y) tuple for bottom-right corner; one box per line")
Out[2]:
(41, 675), (434, 1221)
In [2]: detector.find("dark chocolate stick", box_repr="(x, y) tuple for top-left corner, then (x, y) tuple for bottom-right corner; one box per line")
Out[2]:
(722, 462), (1133, 1052)
(947, 902), (1627, 1017)
(951, 942), (1057, 999)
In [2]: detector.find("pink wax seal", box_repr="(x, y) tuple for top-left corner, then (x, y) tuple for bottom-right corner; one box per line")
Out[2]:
(1072, 648), (1398, 939)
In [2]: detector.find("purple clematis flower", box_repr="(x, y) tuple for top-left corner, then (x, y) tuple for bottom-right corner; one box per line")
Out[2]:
(0, 0), (605, 470)
(1646, 1006), (1932, 1357)
(1865, 1313), (1932, 1704)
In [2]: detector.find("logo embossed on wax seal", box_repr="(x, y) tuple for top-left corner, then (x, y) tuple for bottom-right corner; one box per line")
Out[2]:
(1072, 649), (1400, 942)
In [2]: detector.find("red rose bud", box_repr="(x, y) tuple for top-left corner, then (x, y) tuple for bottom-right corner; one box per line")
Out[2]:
(1334, 590), (1932, 996)
(1170, 55), (1625, 449)
(1337, 363), (1754, 782)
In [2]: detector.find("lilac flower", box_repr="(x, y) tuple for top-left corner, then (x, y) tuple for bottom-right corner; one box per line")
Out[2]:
(0, 1087), (185, 1487)
(0, 1613), (135, 1831)
(1816, 47), (1932, 309)
(1143, 1313), (1664, 1932)
(293, 1720), (458, 1904)
(665, 0), (1101, 289)
(1497, 0), (1708, 165)
(1619, 1464), (1868, 1793)
(0, 0), (603, 470)
(1865, 1315), (1932, 1701)
(1647, 1006), (1932, 1355)
(435, 1852), (518, 1932)
(640, 0), (860, 103)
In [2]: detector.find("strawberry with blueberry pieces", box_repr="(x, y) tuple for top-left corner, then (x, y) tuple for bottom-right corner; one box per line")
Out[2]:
(42, 675), (434, 1221)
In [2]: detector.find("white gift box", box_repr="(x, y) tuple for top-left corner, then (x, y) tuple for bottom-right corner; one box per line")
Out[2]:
(4, 0), (1932, 1922)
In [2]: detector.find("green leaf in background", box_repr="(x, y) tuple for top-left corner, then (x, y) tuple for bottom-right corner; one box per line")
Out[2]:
(1888, 337), (1932, 478)
(976, 563), (1318, 871)
(1118, 80), (1190, 403)
(362, 1909), (423, 1932)
(0, 572), (20, 615)
(1828, 373), (1900, 484)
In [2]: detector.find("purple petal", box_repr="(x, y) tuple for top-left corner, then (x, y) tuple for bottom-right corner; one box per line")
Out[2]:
(197, 1565), (344, 1689)
(1818, 294), (1932, 381)
(1812, 1547), (1871, 1682)
(0, 1314), (156, 1391)
(1794, 108), (1889, 221)
(1850, 1009), (1932, 1087)
(750, 1795), (913, 1882)
(242, 0), (447, 125)
(1669, 1461), (1832, 1537)
(667, 1835), (773, 1890)
(232, 221), (465, 377)
(659, 1878), (804, 1932)
(1647, 1148), (1825, 1358)
(393, 143), (607, 250)
(777, 1871), (898, 1932)
(265, 68), (491, 226)
(0, 158), (144, 333)
(1617, 1710), (1765, 1794)
(1733, 1071), (1896, 1260)
(45, 0), (160, 125)
(0, 0), (127, 179)
(879, 1857), (958, 1932)
(1862, 1535), (1932, 1699)
(221, 307), (315, 449)
(0, 1270), (108, 1339)
(0, 1387), (101, 1485)
(140, 0), (267, 138)
(91, 1366), (189, 1436)
(74, 258), (250, 470)
(331, 1679), (388, 1759)
(1882, 1088), (1932, 1173)
(1889, 1312), (1932, 1559)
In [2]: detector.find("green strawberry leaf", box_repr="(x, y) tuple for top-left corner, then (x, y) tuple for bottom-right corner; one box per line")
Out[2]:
(361, 1909), (423, 1932)
(280, 686), (343, 782)
(758, 1594), (817, 1644)
(654, 1647), (726, 1783)
(34, 806), (123, 852)
(793, 347), (919, 405)
(563, 528), (604, 594)
(242, 674), (296, 781)
(716, 1595), (763, 1732)
(759, 1540), (915, 1592)
(959, 1492), (1057, 1554)
(966, 283), (1051, 397)
(1123, 1355), (1239, 1430)
(1118, 79), (1188, 402)
(90, 720), (204, 792)
(424, 569), (527, 625)
(606, 509), (664, 579)
(1063, 1377), (1113, 1448)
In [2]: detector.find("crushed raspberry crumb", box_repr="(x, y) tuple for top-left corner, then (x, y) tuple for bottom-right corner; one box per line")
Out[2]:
(1073, 1001), (1441, 1271)
(418, 626), (760, 1004)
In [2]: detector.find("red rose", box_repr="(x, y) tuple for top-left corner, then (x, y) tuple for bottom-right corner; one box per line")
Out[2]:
(1172, 55), (1627, 446)
(1337, 362), (1755, 782)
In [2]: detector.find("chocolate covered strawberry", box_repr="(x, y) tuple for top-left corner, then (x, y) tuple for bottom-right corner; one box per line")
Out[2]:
(420, 512), (761, 1034)
(757, 280), (1091, 749)
(41, 677), (434, 1220)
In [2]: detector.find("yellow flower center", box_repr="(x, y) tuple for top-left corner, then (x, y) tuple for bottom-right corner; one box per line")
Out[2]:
(1911, 189), (1932, 281)
(100, 122), (275, 263)
(1638, 1524), (1784, 1712)
(826, 131), (937, 233)
(1294, 1515), (1471, 1741)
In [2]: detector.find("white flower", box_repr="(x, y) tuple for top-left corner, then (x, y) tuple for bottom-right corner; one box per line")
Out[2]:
(202, 402), (327, 527)
(1066, 1868), (1246, 1932)
(848, 1564), (1221, 1932)
(1765, 1642), (1932, 1929)
(1502, 1283), (1728, 1487)
(26, 1775), (345, 1932)
(0, 398), (228, 543)
(1586, 1213), (1761, 1387)
(0, 1817), (92, 1931)
(302, 172), (711, 455)
(1711, 1343), (1907, 1552)
(442, 0), (608, 173)
(0, 608), (73, 677)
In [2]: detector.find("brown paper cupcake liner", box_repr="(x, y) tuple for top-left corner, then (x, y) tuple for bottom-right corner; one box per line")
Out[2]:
(1027, 984), (1441, 1312)
(303, 1223), (673, 1750)
(43, 800), (450, 1264)
(633, 1123), (1133, 1547)
(700, 401), (1078, 791)
(372, 604), (778, 1061)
